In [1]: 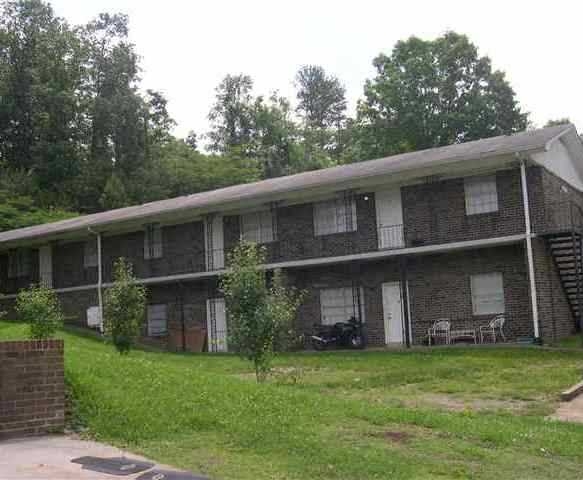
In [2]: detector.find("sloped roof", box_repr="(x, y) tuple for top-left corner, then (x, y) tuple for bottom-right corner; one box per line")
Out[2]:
(0, 123), (576, 246)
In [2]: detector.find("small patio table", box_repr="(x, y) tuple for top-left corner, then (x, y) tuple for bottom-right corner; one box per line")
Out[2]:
(449, 328), (477, 344)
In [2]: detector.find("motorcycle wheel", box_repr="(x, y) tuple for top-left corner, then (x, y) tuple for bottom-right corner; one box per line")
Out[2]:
(349, 333), (365, 349)
(312, 339), (326, 351)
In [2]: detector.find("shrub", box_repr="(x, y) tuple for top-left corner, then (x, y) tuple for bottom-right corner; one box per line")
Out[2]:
(15, 284), (64, 339)
(103, 258), (147, 355)
(221, 242), (303, 382)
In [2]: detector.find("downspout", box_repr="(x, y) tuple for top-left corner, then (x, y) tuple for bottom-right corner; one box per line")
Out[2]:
(88, 227), (104, 333)
(518, 157), (540, 342)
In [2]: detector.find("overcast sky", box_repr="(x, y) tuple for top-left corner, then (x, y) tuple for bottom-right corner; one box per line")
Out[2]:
(50, 0), (583, 140)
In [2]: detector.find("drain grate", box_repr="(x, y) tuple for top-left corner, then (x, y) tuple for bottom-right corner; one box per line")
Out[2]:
(137, 470), (210, 480)
(71, 456), (154, 476)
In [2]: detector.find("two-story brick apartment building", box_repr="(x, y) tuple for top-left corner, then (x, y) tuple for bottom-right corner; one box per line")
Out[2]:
(1, 124), (583, 350)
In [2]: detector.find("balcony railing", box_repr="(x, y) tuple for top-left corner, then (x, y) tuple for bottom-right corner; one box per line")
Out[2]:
(537, 201), (583, 235)
(378, 224), (405, 250)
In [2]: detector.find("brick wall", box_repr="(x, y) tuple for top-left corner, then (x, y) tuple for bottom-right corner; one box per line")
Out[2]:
(0, 339), (65, 439)
(402, 169), (525, 247)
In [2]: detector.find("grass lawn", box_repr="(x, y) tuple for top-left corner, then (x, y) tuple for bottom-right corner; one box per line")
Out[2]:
(3, 321), (583, 479)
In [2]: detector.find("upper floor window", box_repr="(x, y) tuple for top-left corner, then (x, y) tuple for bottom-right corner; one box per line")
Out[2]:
(464, 176), (498, 215)
(471, 272), (505, 315)
(241, 210), (276, 243)
(8, 249), (31, 278)
(144, 223), (163, 259)
(84, 240), (98, 268)
(313, 196), (357, 236)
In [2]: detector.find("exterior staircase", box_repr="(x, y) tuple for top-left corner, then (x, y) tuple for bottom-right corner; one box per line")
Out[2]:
(543, 202), (583, 329)
(547, 233), (583, 326)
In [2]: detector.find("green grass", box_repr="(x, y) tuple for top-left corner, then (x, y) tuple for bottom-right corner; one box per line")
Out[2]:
(3, 321), (583, 479)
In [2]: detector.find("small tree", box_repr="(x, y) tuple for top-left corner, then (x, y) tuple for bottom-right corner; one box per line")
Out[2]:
(221, 242), (303, 382)
(103, 258), (147, 354)
(16, 284), (64, 340)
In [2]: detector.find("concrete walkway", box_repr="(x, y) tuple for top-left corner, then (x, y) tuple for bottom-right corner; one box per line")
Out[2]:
(0, 435), (178, 479)
(550, 395), (583, 423)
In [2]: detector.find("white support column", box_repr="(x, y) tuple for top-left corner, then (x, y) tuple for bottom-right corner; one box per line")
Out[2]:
(520, 159), (540, 340)
(97, 232), (104, 333)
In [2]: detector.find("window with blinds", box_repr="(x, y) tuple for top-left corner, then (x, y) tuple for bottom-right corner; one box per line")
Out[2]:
(319, 287), (365, 325)
(464, 176), (499, 215)
(144, 224), (163, 259)
(147, 304), (168, 336)
(241, 210), (276, 243)
(313, 196), (357, 236)
(8, 250), (31, 278)
(471, 273), (505, 315)
(84, 240), (98, 268)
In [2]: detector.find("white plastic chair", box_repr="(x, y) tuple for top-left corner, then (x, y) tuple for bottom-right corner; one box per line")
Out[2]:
(479, 315), (506, 343)
(428, 318), (451, 345)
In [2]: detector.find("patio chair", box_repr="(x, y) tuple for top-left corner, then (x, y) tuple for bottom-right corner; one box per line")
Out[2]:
(428, 318), (451, 345)
(479, 314), (506, 343)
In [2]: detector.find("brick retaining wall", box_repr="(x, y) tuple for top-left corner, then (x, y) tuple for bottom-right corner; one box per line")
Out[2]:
(0, 339), (65, 439)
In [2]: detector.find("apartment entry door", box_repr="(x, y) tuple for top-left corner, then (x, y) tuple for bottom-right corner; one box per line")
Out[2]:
(382, 282), (404, 344)
(206, 298), (227, 352)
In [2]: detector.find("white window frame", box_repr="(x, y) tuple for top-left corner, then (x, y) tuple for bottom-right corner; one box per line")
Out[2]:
(313, 196), (357, 236)
(84, 240), (98, 268)
(147, 304), (168, 337)
(144, 223), (163, 259)
(319, 286), (365, 325)
(8, 250), (31, 278)
(241, 210), (276, 244)
(464, 175), (499, 215)
(471, 272), (505, 315)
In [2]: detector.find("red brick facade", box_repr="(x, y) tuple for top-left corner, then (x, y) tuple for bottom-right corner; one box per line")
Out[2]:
(0, 339), (65, 439)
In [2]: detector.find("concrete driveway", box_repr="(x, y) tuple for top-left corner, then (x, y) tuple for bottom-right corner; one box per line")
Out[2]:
(0, 435), (177, 479)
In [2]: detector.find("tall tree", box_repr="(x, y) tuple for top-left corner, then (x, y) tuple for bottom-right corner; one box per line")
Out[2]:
(207, 74), (255, 154)
(353, 32), (528, 160)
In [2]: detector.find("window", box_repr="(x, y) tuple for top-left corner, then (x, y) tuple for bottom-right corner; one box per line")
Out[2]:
(320, 287), (365, 325)
(464, 176), (498, 215)
(147, 304), (168, 336)
(84, 240), (98, 268)
(8, 250), (31, 278)
(313, 196), (357, 236)
(471, 273), (505, 315)
(241, 210), (276, 243)
(144, 224), (163, 259)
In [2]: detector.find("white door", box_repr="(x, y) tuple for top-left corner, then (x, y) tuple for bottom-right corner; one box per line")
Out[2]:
(39, 245), (53, 288)
(206, 298), (227, 352)
(376, 187), (404, 249)
(204, 216), (224, 270)
(382, 282), (404, 344)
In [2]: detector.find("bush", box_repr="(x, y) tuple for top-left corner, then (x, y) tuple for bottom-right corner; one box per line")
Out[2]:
(103, 258), (147, 355)
(221, 242), (303, 382)
(15, 284), (64, 339)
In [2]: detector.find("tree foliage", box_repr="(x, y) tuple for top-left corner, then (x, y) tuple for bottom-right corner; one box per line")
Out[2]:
(352, 32), (528, 160)
(221, 242), (303, 381)
(103, 258), (147, 354)
(16, 284), (64, 339)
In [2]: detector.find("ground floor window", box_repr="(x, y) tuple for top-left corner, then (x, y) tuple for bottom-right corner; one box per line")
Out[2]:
(319, 286), (365, 325)
(147, 304), (168, 336)
(470, 272), (505, 315)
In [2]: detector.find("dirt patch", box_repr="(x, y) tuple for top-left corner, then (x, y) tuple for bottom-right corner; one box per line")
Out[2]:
(550, 395), (583, 423)
(402, 393), (530, 412)
(377, 431), (412, 444)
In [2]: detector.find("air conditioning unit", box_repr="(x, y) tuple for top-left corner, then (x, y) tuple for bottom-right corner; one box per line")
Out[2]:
(86, 306), (102, 329)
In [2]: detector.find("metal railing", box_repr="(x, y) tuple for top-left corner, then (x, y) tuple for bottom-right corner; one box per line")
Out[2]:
(378, 224), (405, 250)
(208, 329), (228, 352)
(537, 201), (583, 235)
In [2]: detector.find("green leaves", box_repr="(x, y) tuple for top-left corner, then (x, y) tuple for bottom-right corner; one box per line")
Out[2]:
(103, 257), (147, 355)
(221, 243), (303, 381)
(15, 284), (64, 340)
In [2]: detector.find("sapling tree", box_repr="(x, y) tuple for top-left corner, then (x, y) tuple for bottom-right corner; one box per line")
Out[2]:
(103, 258), (147, 354)
(16, 284), (64, 339)
(221, 242), (303, 382)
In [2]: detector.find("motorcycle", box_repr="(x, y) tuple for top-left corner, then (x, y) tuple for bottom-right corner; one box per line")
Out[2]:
(311, 316), (365, 350)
